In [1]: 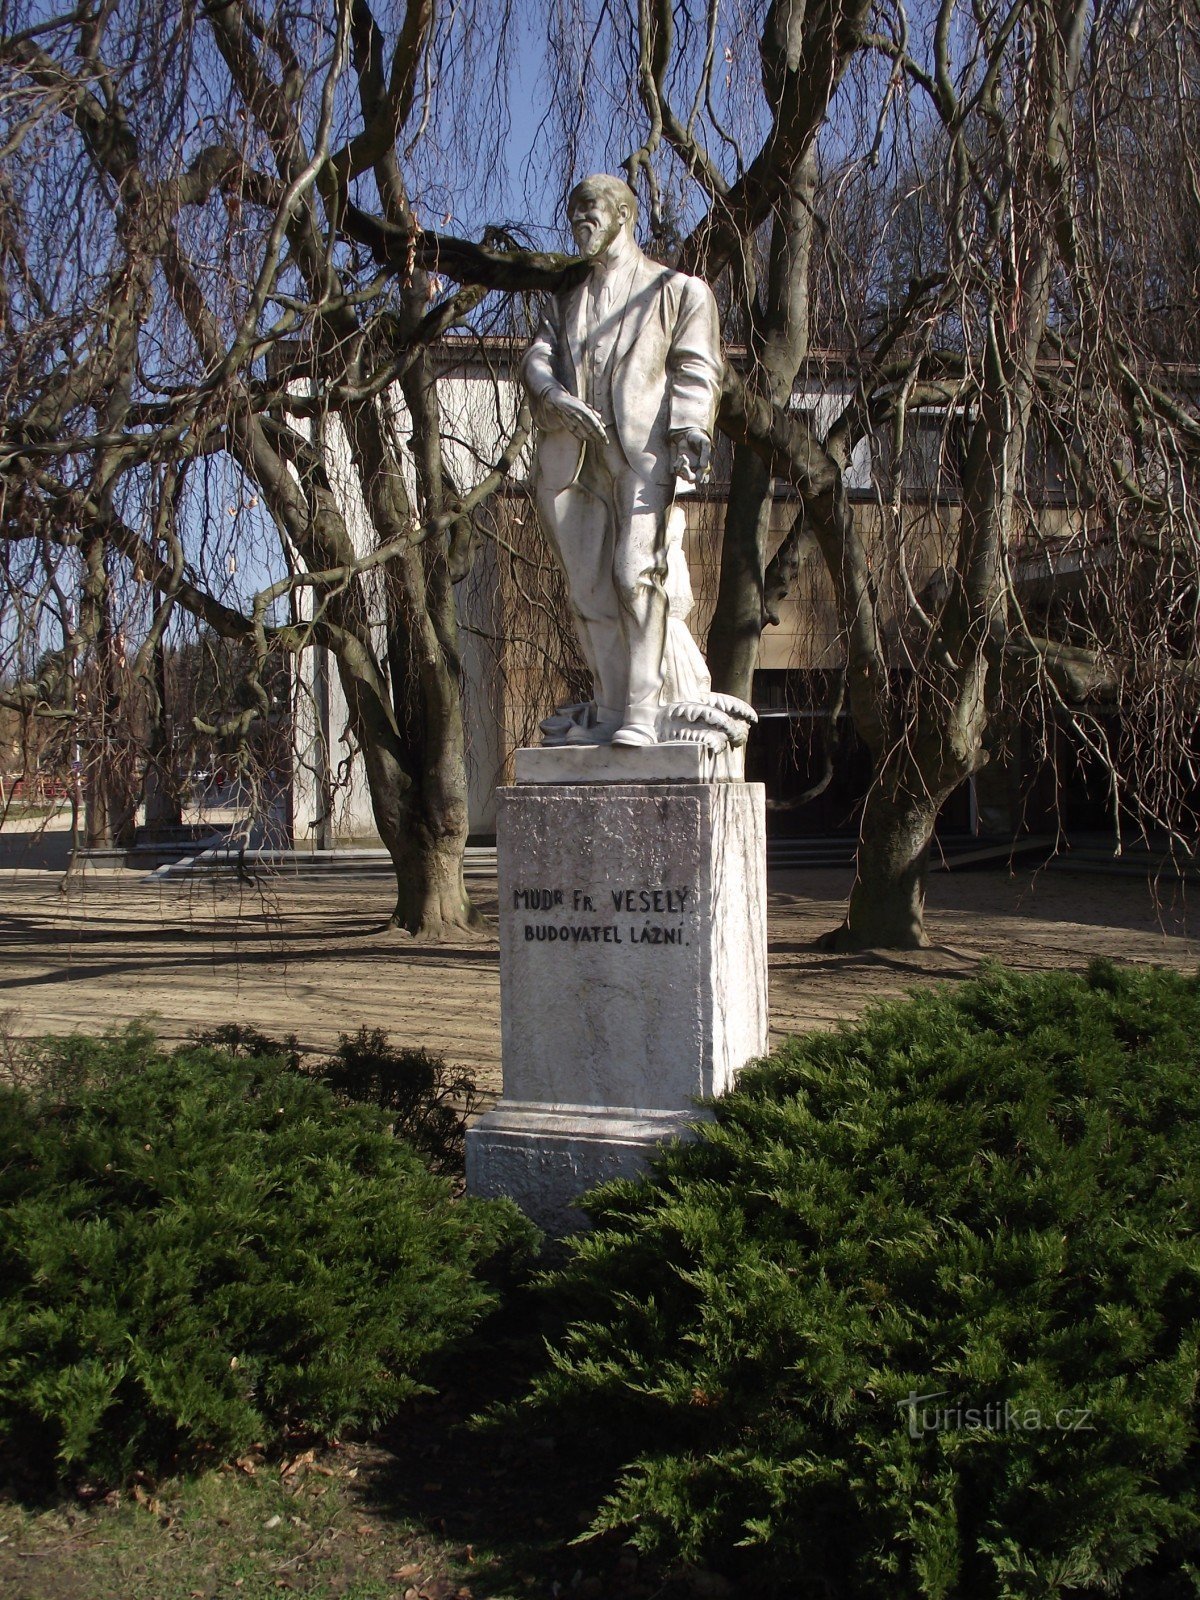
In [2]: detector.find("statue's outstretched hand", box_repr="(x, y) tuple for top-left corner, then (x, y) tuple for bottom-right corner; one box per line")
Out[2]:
(541, 390), (609, 444)
(670, 428), (712, 485)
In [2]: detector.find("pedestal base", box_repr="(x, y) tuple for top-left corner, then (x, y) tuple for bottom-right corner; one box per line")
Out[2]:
(466, 775), (768, 1235)
(466, 1102), (698, 1236)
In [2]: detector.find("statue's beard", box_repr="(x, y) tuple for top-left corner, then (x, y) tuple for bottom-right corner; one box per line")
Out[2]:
(574, 217), (625, 259)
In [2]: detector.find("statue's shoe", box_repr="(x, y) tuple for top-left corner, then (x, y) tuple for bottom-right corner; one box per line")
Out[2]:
(561, 722), (617, 746)
(610, 723), (658, 748)
(541, 704), (621, 746)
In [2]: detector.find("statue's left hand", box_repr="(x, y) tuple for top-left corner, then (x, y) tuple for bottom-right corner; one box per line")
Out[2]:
(670, 429), (712, 485)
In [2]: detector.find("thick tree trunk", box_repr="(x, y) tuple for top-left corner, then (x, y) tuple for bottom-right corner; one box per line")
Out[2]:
(142, 732), (182, 829)
(371, 635), (482, 940)
(822, 779), (941, 949)
(324, 608), (482, 942)
(351, 620), (482, 941)
(386, 818), (481, 939)
(82, 733), (139, 849)
(79, 540), (137, 850)
(144, 619), (182, 829)
(407, 512), (484, 940)
(373, 360), (484, 941)
(822, 644), (991, 947)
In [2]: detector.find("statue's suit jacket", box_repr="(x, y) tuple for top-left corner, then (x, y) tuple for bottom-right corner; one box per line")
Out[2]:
(522, 252), (723, 498)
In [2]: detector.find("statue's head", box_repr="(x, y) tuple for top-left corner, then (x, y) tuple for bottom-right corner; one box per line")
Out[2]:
(566, 174), (637, 257)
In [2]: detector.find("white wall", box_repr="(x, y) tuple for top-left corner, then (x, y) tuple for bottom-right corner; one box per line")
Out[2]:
(289, 368), (524, 843)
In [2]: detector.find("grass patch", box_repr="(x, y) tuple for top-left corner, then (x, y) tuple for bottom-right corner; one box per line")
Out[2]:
(0, 1445), (474, 1600)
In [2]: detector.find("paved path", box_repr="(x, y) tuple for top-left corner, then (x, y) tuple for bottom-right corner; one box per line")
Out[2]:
(2, 864), (1196, 1102)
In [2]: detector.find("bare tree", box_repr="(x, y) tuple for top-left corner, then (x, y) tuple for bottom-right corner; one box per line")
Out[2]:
(4, 0), (1197, 952)
(0, 0), (539, 935)
(422, 0), (1199, 949)
(797, 0), (1200, 945)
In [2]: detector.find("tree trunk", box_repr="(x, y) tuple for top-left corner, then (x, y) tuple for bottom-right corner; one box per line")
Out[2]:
(368, 593), (482, 940)
(387, 818), (481, 939)
(822, 777), (942, 950)
(409, 501), (484, 939)
(354, 595), (482, 940)
(707, 155), (816, 702)
(82, 733), (139, 849)
(372, 359), (484, 941)
(79, 539), (137, 850)
(322, 601), (482, 942)
(144, 613), (182, 829)
(707, 444), (773, 700)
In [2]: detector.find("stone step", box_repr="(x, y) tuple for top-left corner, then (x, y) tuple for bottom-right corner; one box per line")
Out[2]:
(131, 845), (499, 882)
(1044, 848), (1200, 881)
(73, 830), (1085, 884)
(764, 834), (1056, 873)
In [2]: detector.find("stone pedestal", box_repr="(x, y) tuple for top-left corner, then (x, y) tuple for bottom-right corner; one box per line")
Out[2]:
(466, 749), (768, 1235)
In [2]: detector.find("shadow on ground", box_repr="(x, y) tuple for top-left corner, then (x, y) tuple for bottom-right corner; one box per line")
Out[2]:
(365, 1290), (727, 1600)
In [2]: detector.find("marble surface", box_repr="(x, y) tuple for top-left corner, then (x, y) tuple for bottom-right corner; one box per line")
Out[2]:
(465, 1102), (699, 1236)
(520, 174), (753, 758)
(466, 779), (768, 1233)
(514, 741), (744, 784)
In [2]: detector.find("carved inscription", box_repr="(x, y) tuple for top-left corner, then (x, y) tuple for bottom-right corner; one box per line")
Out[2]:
(511, 883), (694, 947)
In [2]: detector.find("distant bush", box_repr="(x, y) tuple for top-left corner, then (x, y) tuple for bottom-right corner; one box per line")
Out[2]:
(526, 963), (1200, 1599)
(191, 1022), (303, 1071)
(0, 1026), (536, 1487)
(193, 1022), (478, 1172)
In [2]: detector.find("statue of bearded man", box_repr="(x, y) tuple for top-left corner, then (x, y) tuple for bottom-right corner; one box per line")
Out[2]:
(522, 174), (752, 755)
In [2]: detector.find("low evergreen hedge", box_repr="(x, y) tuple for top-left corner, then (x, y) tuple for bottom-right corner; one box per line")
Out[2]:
(192, 1023), (480, 1173)
(0, 1026), (536, 1486)
(527, 962), (1200, 1599)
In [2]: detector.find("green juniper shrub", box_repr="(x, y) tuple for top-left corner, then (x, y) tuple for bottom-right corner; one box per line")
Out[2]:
(319, 1027), (481, 1174)
(2, 1017), (160, 1099)
(0, 1026), (537, 1489)
(524, 962), (1200, 1600)
(192, 1022), (477, 1172)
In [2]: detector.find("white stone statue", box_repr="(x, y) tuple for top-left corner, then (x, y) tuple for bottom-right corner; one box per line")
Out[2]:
(522, 174), (755, 755)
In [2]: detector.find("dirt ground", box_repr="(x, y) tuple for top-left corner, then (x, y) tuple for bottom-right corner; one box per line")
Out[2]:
(3, 859), (1197, 1103)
